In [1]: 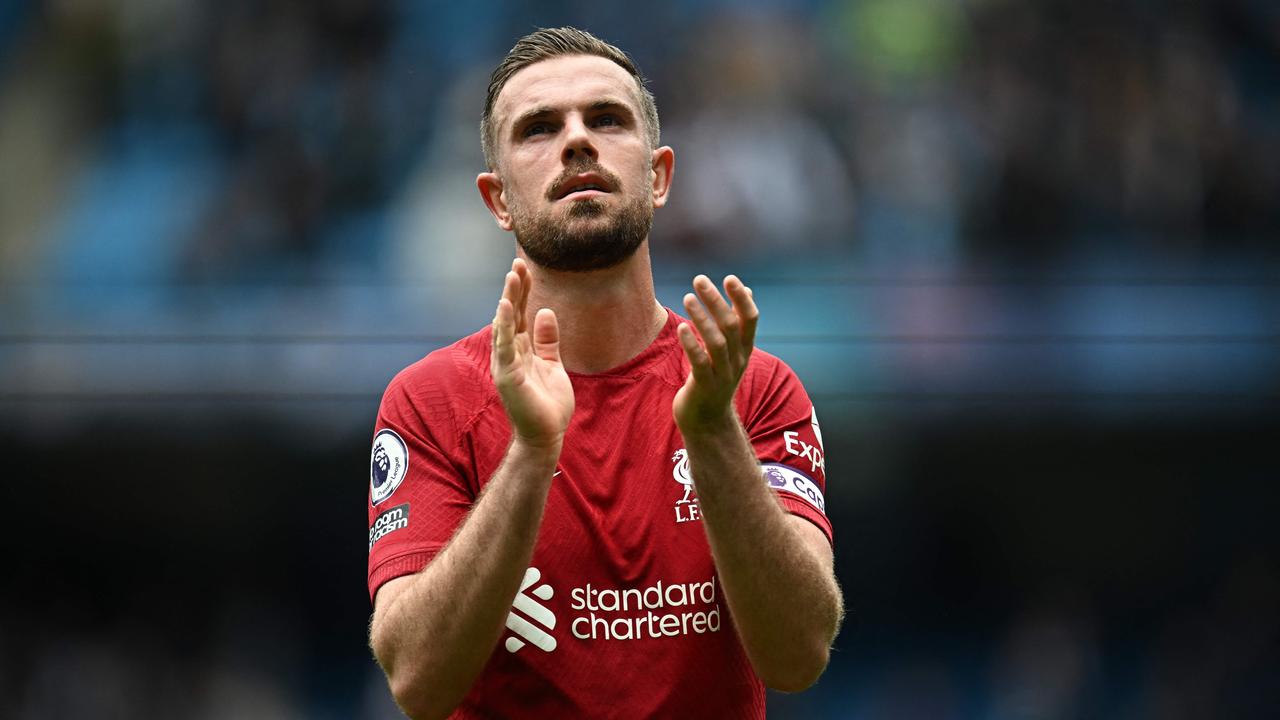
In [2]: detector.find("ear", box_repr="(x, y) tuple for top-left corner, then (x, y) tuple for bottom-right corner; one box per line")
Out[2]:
(477, 171), (513, 231)
(650, 146), (675, 209)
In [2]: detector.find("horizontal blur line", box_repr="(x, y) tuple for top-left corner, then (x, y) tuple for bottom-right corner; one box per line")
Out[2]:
(0, 335), (462, 345)
(675, 278), (1280, 288)
(1, 334), (1278, 346)
(0, 392), (1275, 404)
(2, 277), (1279, 289)
(768, 335), (1280, 345)
(818, 392), (1280, 401)
(0, 393), (379, 402)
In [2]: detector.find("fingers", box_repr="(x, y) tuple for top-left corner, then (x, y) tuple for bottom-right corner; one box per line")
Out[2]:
(493, 297), (517, 370)
(512, 258), (531, 334)
(685, 273), (760, 375)
(683, 288), (729, 372)
(498, 258), (535, 339)
(500, 269), (520, 319)
(532, 308), (561, 363)
(693, 275), (739, 358)
(677, 322), (712, 382)
(724, 275), (758, 352)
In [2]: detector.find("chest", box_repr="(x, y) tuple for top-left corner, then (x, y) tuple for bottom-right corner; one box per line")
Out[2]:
(464, 374), (742, 686)
(474, 376), (715, 585)
(549, 378), (712, 580)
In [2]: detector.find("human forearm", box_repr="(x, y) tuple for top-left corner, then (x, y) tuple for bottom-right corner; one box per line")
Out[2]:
(371, 438), (559, 719)
(369, 261), (574, 718)
(683, 416), (843, 692)
(673, 273), (841, 688)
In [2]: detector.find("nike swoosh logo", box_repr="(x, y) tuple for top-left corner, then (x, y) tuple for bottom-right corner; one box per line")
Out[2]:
(553, 470), (562, 478)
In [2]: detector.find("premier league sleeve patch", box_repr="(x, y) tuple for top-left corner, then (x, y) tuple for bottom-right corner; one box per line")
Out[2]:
(370, 429), (409, 505)
(762, 463), (826, 515)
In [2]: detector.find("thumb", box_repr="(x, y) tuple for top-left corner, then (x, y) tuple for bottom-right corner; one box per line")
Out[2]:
(532, 308), (561, 363)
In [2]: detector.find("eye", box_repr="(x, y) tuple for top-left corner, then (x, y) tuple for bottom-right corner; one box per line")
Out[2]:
(523, 122), (553, 138)
(593, 114), (620, 128)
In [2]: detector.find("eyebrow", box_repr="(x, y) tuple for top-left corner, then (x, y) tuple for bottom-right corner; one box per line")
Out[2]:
(586, 99), (634, 116)
(510, 105), (556, 134)
(508, 98), (636, 136)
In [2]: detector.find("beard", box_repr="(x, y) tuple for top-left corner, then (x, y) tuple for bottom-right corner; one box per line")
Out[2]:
(509, 172), (653, 273)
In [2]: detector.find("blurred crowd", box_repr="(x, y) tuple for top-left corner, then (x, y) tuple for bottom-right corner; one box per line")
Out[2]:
(3, 537), (1274, 718)
(1, 0), (1277, 284)
(1, 1), (1276, 718)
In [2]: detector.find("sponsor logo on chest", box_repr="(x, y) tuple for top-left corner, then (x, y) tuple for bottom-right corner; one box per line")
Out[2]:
(502, 567), (723, 654)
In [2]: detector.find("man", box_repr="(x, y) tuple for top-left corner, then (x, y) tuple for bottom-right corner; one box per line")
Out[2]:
(367, 27), (843, 719)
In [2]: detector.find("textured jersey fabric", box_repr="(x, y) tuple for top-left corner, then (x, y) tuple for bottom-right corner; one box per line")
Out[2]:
(367, 308), (831, 718)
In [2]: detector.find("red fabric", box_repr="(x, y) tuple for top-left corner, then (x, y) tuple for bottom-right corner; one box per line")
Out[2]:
(367, 308), (831, 719)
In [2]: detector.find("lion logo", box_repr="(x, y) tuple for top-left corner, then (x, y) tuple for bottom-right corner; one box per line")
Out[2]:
(372, 444), (391, 490)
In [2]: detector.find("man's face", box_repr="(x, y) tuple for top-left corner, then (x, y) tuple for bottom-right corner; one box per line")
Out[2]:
(483, 55), (665, 272)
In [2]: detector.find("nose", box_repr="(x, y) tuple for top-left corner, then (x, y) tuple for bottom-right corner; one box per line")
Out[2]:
(560, 115), (597, 164)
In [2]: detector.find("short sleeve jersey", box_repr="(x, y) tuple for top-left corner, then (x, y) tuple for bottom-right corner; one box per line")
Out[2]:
(367, 309), (831, 719)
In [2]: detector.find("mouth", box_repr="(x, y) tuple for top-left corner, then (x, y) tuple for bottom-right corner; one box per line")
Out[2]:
(561, 188), (608, 201)
(554, 173), (614, 201)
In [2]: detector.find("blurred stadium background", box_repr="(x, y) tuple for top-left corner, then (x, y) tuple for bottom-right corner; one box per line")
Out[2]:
(1, 0), (1278, 717)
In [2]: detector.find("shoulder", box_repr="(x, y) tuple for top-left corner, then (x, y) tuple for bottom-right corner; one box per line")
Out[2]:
(739, 347), (799, 397)
(378, 326), (498, 439)
(736, 347), (812, 426)
(746, 346), (788, 375)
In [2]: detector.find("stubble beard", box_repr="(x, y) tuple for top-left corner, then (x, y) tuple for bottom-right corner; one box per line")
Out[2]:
(510, 186), (653, 273)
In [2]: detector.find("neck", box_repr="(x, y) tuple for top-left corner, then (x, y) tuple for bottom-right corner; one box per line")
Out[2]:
(520, 243), (668, 374)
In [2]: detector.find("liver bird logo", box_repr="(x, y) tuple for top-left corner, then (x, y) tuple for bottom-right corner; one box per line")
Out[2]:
(671, 449), (695, 504)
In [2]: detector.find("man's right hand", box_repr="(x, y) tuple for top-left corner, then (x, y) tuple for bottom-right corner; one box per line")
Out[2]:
(491, 258), (574, 451)
(373, 258), (571, 719)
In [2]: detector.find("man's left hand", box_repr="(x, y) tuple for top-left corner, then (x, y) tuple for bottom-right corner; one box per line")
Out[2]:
(673, 274), (759, 435)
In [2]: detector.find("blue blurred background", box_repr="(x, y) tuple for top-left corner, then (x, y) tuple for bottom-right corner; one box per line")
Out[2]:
(1, 0), (1277, 717)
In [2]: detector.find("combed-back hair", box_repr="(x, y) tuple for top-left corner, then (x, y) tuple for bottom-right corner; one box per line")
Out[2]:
(481, 27), (660, 170)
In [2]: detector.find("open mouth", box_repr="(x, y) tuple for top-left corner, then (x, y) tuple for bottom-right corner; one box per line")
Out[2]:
(554, 173), (614, 201)
(561, 185), (608, 200)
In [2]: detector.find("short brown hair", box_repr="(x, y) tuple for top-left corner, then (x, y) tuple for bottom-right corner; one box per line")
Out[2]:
(481, 27), (660, 170)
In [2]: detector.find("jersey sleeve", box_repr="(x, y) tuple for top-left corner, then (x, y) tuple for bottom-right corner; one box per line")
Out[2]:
(739, 355), (832, 545)
(367, 364), (477, 604)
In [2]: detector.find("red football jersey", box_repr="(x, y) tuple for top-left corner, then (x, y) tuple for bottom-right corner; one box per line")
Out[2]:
(367, 308), (831, 718)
